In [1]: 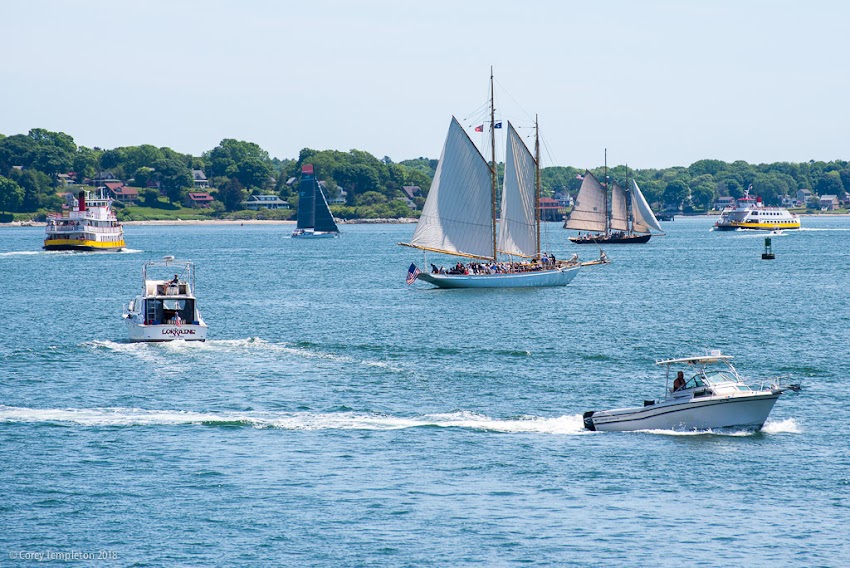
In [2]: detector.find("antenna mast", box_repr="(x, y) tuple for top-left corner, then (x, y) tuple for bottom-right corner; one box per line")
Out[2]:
(490, 67), (497, 261)
(535, 115), (541, 258)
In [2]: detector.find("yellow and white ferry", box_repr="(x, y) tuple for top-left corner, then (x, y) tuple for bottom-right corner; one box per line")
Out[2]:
(43, 189), (125, 251)
(714, 190), (800, 231)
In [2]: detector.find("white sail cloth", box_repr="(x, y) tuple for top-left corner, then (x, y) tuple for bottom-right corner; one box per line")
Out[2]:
(609, 181), (629, 232)
(631, 180), (664, 233)
(564, 171), (607, 232)
(498, 122), (538, 257)
(409, 117), (495, 259)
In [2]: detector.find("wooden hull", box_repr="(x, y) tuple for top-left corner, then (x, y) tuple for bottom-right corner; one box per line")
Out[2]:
(416, 265), (580, 289)
(569, 234), (651, 244)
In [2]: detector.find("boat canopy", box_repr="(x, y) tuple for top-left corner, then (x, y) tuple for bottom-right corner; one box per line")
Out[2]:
(656, 353), (734, 365)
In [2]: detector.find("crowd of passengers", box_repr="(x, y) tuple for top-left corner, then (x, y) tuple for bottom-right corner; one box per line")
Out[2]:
(431, 254), (578, 275)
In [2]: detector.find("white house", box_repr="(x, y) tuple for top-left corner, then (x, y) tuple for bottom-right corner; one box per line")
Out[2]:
(241, 194), (290, 210)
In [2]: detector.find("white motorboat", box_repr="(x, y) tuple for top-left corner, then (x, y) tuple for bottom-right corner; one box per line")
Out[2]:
(583, 351), (800, 432)
(123, 256), (208, 342)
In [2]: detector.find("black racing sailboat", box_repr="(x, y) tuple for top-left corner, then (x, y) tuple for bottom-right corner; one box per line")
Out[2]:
(292, 164), (340, 238)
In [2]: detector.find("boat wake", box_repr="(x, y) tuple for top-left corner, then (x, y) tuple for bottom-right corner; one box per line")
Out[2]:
(82, 337), (407, 371)
(0, 251), (41, 257)
(0, 405), (587, 434)
(634, 417), (801, 437)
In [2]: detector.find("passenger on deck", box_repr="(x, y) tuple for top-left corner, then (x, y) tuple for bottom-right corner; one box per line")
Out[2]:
(170, 274), (179, 285)
(673, 371), (686, 391)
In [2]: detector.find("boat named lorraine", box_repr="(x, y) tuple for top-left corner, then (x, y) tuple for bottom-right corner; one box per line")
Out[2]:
(714, 190), (800, 231)
(44, 189), (125, 251)
(123, 256), (208, 342)
(583, 351), (800, 432)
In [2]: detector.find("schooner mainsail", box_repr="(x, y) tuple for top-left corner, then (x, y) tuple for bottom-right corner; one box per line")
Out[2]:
(398, 71), (582, 288)
(565, 167), (664, 244)
(292, 164), (340, 238)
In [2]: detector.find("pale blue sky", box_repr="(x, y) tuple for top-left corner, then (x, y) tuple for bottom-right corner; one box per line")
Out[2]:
(1, 0), (847, 168)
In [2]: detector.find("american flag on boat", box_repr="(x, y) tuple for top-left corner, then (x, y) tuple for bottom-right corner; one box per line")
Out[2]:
(406, 263), (421, 285)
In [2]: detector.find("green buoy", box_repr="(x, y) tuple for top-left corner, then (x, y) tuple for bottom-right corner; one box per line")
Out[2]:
(762, 236), (775, 260)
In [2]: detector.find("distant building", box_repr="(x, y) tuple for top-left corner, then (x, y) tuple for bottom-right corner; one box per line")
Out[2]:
(554, 192), (574, 208)
(402, 185), (421, 200)
(241, 194), (290, 210)
(819, 195), (839, 211)
(714, 196), (736, 210)
(185, 192), (215, 208)
(104, 182), (139, 204)
(538, 197), (564, 222)
(93, 171), (121, 186)
(192, 170), (209, 189)
(56, 173), (74, 187)
(797, 189), (812, 204)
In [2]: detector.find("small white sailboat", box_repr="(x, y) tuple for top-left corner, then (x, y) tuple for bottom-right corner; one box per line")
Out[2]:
(399, 71), (582, 289)
(292, 164), (339, 238)
(583, 351), (800, 432)
(123, 256), (208, 342)
(566, 161), (664, 244)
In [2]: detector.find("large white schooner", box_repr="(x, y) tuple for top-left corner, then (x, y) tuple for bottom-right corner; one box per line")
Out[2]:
(399, 73), (581, 289)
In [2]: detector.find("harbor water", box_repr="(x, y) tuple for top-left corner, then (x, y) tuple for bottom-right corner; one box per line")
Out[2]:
(1, 218), (848, 565)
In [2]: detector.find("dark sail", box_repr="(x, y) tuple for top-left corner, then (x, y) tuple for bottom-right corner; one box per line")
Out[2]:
(314, 183), (339, 233)
(296, 164), (316, 229)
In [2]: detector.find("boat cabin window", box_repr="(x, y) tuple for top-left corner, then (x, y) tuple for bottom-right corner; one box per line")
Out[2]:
(682, 375), (706, 390)
(144, 298), (195, 324)
(702, 371), (739, 385)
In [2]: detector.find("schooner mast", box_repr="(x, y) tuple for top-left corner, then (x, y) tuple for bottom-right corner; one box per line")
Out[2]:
(489, 67), (497, 261)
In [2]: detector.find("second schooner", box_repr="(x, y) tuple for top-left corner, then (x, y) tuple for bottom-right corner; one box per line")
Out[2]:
(565, 162), (664, 244)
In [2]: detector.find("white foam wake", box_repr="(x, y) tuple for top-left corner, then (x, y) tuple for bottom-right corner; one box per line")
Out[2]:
(0, 406), (586, 434)
(0, 251), (41, 257)
(82, 337), (406, 371)
(761, 417), (801, 434)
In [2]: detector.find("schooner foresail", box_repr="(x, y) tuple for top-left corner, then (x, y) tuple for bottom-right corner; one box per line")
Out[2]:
(405, 117), (494, 259)
(630, 180), (664, 235)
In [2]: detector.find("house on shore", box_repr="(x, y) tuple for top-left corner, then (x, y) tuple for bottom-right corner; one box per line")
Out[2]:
(819, 195), (839, 211)
(105, 182), (139, 204)
(185, 192), (215, 208)
(192, 170), (209, 189)
(241, 194), (290, 210)
(714, 196), (736, 210)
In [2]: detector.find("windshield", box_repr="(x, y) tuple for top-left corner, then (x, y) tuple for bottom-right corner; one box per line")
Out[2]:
(702, 371), (739, 385)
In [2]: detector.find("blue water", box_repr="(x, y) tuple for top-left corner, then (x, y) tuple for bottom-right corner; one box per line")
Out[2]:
(1, 219), (848, 566)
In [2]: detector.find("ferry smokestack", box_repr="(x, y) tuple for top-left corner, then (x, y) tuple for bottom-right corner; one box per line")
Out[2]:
(78, 191), (86, 212)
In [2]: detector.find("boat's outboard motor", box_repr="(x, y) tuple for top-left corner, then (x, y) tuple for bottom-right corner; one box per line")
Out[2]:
(583, 411), (596, 431)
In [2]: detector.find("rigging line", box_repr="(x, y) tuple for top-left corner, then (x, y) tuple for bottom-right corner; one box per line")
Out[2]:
(492, 76), (534, 124)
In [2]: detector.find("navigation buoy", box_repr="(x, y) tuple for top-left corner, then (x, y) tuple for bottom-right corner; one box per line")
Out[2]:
(762, 237), (775, 260)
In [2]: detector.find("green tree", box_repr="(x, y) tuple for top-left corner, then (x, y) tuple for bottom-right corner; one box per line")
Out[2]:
(662, 180), (689, 209)
(815, 170), (844, 198)
(356, 191), (387, 206)
(217, 178), (246, 211)
(141, 188), (160, 207)
(154, 158), (192, 203)
(235, 156), (272, 189)
(0, 175), (24, 212)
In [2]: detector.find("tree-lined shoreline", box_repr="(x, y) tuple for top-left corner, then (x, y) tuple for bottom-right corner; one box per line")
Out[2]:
(1, 128), (848, 222)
